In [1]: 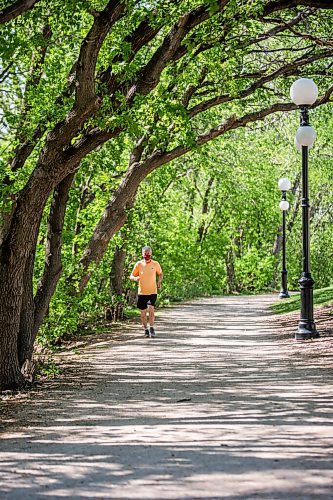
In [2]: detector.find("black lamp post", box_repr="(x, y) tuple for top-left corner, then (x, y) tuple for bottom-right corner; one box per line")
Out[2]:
(290, 78), (319, 340)
(278, 178), (291, 299)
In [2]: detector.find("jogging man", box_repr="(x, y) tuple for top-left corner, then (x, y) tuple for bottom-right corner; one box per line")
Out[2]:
(130, 246), (163, 337)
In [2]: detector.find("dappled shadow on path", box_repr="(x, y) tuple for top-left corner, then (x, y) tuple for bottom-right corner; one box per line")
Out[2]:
(1, 295), (333, 499)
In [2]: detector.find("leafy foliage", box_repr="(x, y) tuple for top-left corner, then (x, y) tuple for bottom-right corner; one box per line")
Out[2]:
(1, 1), (333, 352)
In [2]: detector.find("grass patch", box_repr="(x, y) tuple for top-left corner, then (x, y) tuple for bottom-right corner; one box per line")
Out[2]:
(271, 286), (333, 314)
(35, 356), (61, 379)
(124, 307), (139, 318)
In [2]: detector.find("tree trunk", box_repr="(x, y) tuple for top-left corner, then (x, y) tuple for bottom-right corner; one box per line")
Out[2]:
(225, 248), (236, 294)
(0, 151), (75, 390)
(109, 241), (126, 322)
(198, 176), (214, 242)
(0, 227), (42, 388)
(33, 173), (75, 340)
(72, 176), (95, 256)
(0, 264), (26, 389)
(0, 178), (47, 390)
(18, 249), (37, 367)
(110, 245), (126, 297)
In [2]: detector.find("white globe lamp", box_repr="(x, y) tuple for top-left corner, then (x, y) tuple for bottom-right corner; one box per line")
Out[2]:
(295, 125), (316, 147)
(278, 178), (291, 191)
(279, 200), (290, 211)
(290, 78), (318, 106)
(294, 137), (312, 151)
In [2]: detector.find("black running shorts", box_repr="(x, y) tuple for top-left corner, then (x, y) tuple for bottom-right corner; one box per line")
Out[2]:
(137, 294), (157, 310)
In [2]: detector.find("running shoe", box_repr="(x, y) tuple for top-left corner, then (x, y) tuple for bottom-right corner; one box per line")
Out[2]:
(149, 326), (156, 337)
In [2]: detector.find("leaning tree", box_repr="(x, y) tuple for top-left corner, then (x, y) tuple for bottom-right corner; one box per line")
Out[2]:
(0, 0), (332, 389)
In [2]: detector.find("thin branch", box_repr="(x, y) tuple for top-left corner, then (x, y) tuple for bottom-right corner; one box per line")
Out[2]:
(285, 25), (333, 47)
(173, 7), (315, 64)
(188, 49), (333, 118)
(146, 87), (333, 171)
(161, 168), (199, 196)
(0, 62), (14, 83)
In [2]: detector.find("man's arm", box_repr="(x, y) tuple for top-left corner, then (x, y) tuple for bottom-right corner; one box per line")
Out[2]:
(130, 263), (140, 283)
(157, 272), (163, 289)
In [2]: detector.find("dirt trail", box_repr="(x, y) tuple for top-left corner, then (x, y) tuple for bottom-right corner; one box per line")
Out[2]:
(1, 294), (333, 499)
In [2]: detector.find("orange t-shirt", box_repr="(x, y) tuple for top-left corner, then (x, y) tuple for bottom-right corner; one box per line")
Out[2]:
(131, 259), (162, 295)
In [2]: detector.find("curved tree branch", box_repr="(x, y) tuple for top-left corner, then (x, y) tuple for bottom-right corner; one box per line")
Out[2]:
(188, 49), (333, 118)
(124, 0), (229, 99)
(0, 0), (39, 24)
(263, 0), (333, 15)
(75, 0), (126, 107)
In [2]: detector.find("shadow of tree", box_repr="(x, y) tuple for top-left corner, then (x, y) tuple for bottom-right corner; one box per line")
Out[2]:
(1, 295), (333, 499)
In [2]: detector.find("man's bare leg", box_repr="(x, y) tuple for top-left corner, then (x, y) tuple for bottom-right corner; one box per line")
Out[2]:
(140, 309), (149, 336)
(148, 305), (156, 336)
(148, 305), (155, 327)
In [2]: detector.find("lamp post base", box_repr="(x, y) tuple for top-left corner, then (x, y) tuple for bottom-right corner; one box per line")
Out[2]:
(279, 270), (289, 299)
(295, 319), (319, 341)
(296, 274), (319, 340)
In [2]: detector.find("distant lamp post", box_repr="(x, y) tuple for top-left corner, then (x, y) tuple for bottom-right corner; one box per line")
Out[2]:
(278, 177), (291, 299)
(290, 78), (319, 340)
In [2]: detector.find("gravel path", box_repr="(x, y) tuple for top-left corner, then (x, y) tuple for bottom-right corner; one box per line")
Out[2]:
(1, 294), (333, 499)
